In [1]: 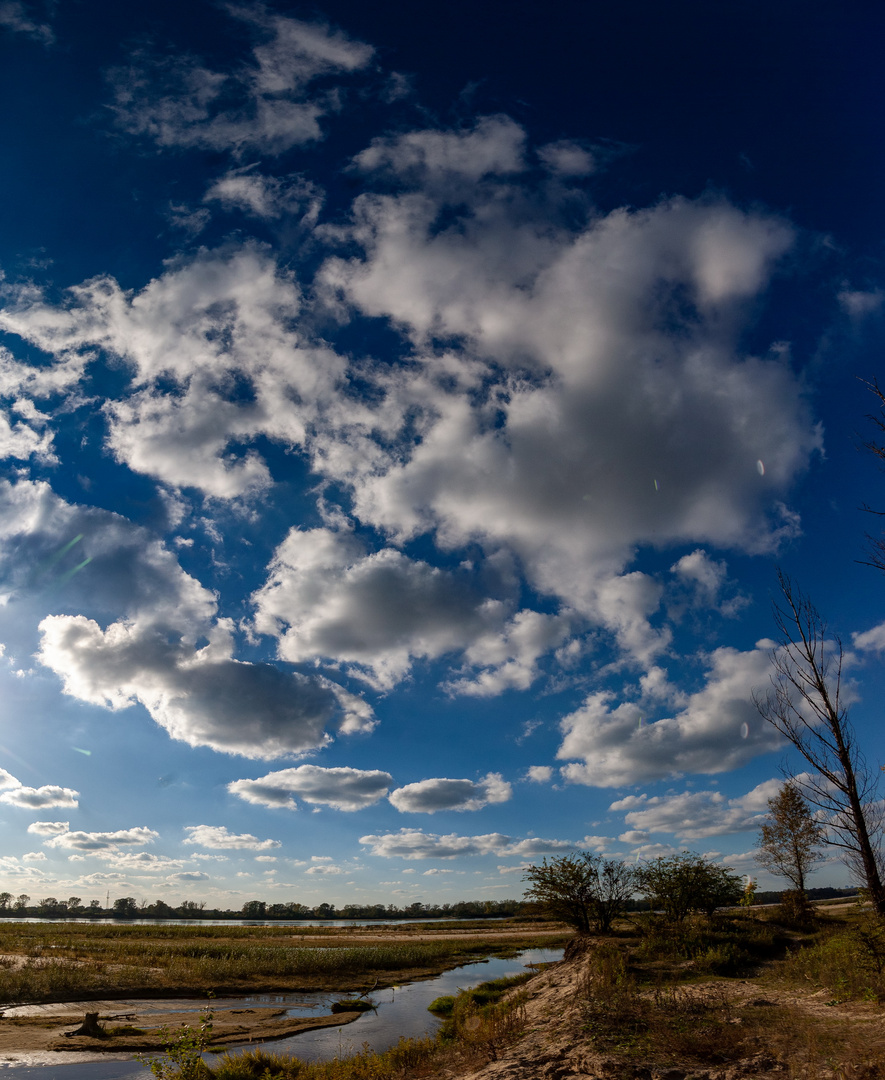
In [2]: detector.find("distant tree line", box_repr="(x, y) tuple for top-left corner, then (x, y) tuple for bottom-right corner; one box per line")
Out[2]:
(0, 894), (525, 921)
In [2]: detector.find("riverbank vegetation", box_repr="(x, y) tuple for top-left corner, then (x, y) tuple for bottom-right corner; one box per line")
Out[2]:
(194, 902), (885, 1079)
(0, 920), (569, 1004)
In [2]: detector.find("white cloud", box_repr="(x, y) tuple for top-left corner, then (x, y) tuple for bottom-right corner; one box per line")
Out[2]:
(103, 853), (184, 871)
(0, 246), (346, 499)
(388, 773), (512, 814)
(609, 778), (783, 841)
(852, 621), (885, 652)
(21, 851), (46, 862)
(318, 165), (817, 634)
(353, 115), (526, 185)
(44, 827), (159, 852)
(38, 613), (373, 759)
(537, 140), (597, 177)
(557, 642), (783, 787)
(252, 526), (556, 690)
(108, 9), (372, 156)
(444, 609), (572, 697)
(184, 825), (280, 851)
(228, 765), (392, 811)
(0, 480), (371, 760)
(359, 829), (575, 859)
(169, 871), (211, 883)
(838, 287), (883, 319)
(0, 767), (77, 809)
(305, 864), (343, 875)
(27, 821), (69, 837)
(525, 766), (553, 783)
(0, 784), (78, 809)
(204, 169), (322, 223)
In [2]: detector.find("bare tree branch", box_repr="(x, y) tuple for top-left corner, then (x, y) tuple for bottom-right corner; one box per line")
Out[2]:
(753, 571), (885, 914)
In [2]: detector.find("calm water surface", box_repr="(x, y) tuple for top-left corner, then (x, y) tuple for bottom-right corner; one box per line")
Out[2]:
(0, 948), (562, 1077)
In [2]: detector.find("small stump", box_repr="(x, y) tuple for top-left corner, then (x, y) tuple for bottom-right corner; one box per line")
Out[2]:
(66, 1012), (105, 1038)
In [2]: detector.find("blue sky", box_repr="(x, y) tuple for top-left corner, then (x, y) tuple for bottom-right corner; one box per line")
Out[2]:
(0, 0), (883, 909)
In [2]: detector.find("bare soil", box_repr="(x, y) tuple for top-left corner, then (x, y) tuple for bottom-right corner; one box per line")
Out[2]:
(437, 937), (885, 1080)
(0, 1001), (363, 1054)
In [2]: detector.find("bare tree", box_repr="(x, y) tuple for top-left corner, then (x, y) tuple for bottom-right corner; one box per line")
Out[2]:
(753, 572), (885, 915)
(757, 781), (825, 894)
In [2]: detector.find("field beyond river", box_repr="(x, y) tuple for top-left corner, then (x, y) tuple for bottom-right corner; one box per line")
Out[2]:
(0, 919), (569, 1055)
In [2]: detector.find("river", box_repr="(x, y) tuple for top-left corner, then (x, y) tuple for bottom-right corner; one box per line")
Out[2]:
(0, 947), (563, 1076)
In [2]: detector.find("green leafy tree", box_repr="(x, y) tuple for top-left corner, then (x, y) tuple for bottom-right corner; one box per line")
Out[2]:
(757, 782), (825, 894)
(523, 852), (635, 933)
(14, 894), (29, 911)
(635, 853), (743, 921)
(112, 896), (138, 918)
(0, 892), (12, 910)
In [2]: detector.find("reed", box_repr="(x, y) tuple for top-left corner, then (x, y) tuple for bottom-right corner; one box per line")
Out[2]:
(0, 923), (563, 1004)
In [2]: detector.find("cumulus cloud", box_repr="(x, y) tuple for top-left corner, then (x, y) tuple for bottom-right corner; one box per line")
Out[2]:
(0, 784), (78, 809)
(108, 9), (372, 156)
(388, 773), (512, 813)
(184, 825), (281, 851)
(204, 169), (323, 223)
(852, 621), (885, 652)
(359, 828), (575, 859)
(252, 526), (561, 690)
(228, 765), (393, 811)
(305, 864), (343, 875)
(0, 246), (346, 498)
(838, 287), (883, 319)
(38, 612), (373, 759)
(0, 767), (78, 809)
(103, 853), (184, 871)
(43, 827), (159, 852)
(353, 115), (526, 185)
(27, 821), (69, 837)
(318, 154), (818, 634)
(609, 778), (783, 841)
(537, 140), (598, 177)
(557, 642), (783, 787)
(0, 478), (372, 761)
(525, 766), (553, 783)
(670, 549), (746, 617)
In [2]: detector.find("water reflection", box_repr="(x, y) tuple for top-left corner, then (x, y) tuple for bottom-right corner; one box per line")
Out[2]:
(0, 948), (562, 1076)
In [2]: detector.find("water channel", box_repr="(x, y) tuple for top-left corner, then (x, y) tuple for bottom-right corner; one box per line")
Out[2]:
(0, 947), (563, 1077)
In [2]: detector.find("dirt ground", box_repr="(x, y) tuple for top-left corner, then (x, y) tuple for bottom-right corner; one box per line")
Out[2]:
(438, 938), (885, 1080)
(0, 999), (364, 1055)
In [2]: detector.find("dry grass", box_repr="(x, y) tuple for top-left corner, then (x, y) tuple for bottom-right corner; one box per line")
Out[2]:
(0, 922), (567, 1004)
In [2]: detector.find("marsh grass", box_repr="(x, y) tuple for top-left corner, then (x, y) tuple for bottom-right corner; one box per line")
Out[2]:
(211, 1037), (440, 1079)
(0, 923), (564, 1004)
